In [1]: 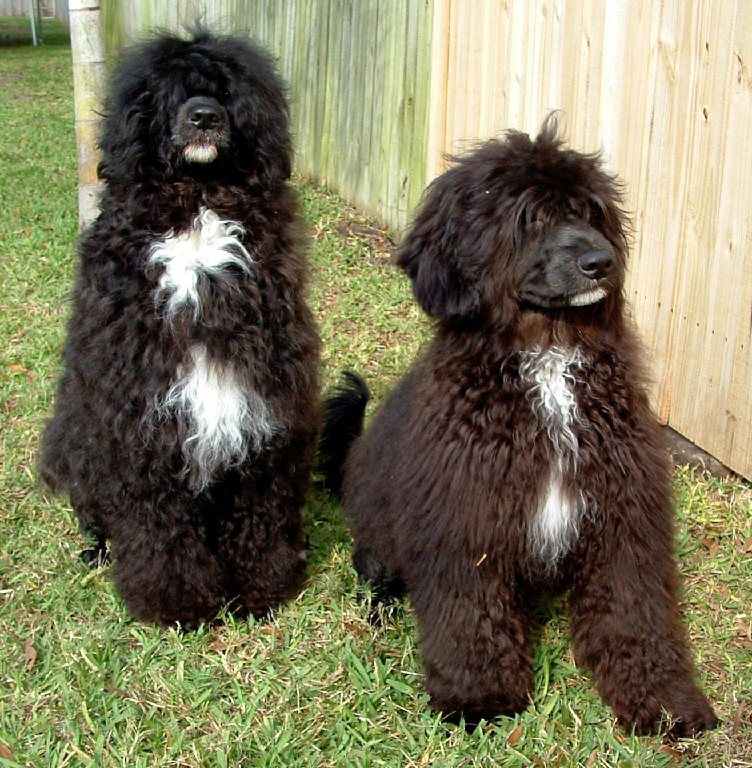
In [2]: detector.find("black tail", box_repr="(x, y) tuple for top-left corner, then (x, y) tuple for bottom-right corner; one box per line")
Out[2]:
(318, 371), (370, 495)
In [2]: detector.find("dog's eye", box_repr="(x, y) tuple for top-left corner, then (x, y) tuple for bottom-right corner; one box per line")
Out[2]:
(530, 220), (545, 236)
(588, 205), (606, 225)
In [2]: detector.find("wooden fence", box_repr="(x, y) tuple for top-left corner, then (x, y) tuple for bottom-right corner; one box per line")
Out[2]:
(100, 0), (751, 480)
(101, 0), (435, 227)
(0, 0), (55, 16)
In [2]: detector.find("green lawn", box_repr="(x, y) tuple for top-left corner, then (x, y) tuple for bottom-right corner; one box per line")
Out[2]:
(1, 19), (750, 768)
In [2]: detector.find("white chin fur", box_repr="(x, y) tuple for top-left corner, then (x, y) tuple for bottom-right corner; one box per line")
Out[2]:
(568, 287), (608, 306)
(184, 144), (218, 163)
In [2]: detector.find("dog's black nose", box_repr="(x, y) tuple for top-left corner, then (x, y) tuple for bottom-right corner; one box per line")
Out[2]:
(577, 249), (614, 280)
(188, 101), (221, 130)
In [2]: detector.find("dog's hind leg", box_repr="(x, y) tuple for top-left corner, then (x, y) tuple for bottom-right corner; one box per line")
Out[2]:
(78, 518), (110, 567)
(414, 578), (532, 724)
(353, 545), (405, 622)
(70, 490), (110, 567)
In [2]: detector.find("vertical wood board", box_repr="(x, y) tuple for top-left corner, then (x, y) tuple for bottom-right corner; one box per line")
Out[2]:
(99, 0), (751, 478)
(432, 0), (752, 478)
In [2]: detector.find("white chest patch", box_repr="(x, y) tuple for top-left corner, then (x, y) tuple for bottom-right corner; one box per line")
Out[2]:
(156, 344), (277, 491)
(519, 347), (584, 567)
(149, 207), (253, 319)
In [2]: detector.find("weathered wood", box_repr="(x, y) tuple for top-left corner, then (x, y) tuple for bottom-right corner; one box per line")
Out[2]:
(100, 0), (752, 480)
(69, 0), (106, 229)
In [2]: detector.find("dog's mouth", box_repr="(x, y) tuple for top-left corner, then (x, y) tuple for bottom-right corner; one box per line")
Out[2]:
(173, 96), (230, 165)
(568, 286), (608, 306)
(562, 285), (609, 307)
(522, 284), (610, 309)
(183, 142), (220, 164)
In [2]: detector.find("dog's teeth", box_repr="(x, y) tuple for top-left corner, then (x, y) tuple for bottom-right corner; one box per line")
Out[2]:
(569, 287), (607, 306)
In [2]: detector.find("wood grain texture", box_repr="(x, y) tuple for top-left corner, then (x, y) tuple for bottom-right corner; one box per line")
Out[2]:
(427, 0), (752, 480)
(101, 0), (751, 478)
(70, 0), (106, 227)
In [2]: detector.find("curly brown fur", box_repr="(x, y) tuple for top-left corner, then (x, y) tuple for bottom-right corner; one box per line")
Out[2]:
(40, 30), (319, 628)
(323, 115), (717, 736)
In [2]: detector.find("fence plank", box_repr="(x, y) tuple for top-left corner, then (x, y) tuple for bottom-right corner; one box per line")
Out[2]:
(100, 0), (751, 478)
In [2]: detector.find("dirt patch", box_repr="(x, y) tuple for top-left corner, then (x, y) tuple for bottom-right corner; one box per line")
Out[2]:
(336, 220), (395, 266)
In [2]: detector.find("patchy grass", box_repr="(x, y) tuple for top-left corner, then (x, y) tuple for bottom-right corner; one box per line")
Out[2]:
(1, 17), (750, 768)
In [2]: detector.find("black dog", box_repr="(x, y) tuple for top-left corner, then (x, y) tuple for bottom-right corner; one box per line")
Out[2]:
(321, 117), (717, 736)
(41, 30), (319, 628)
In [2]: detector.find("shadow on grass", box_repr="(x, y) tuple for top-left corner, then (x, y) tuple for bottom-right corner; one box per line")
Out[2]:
(304, 486), (351, 569)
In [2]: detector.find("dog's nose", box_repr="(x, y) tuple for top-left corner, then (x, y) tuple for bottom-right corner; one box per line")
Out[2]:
(577, 249), (614, 280)
(188, 101), (221, 130)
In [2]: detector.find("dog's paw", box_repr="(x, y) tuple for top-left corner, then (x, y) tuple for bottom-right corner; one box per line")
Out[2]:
(441, 707), (516, 733)
(157, 618), (204, 633)
(431, 689), (529, 728)
(619, 696), (718, 738)
(665, 706), (719, 740)
(79, 546), (110, 568)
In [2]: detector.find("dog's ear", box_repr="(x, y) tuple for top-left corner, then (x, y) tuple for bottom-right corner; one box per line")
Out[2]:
(251, 104), (293, 185)
(221, 37), (294, 187)
(396, 177), (483, 323)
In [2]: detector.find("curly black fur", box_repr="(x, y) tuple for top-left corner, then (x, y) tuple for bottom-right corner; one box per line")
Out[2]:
(322, 116), (717, 736)
(318, 371), (370, 494)
(40, 30), (320, 628)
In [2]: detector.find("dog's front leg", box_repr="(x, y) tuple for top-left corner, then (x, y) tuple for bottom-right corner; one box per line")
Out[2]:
(215, 451), (310, 619)
(109, 500), (227, 629)
(413, 576), (532, 725)
(218, 514), (307, 619)
(568, 525), (718, 737)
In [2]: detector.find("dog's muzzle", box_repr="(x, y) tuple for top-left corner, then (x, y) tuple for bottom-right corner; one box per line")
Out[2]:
(173, 96), (230, 164)
(566, 249), (614, 305)
(521, 223), (620, 309)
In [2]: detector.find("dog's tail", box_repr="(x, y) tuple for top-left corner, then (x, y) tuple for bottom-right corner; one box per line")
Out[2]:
(318, 371), (370, 495)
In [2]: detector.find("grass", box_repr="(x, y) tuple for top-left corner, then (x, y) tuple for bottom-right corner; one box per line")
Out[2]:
(1, 18), (751, 768)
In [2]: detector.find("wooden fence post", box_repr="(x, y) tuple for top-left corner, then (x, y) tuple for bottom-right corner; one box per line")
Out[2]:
(69, 0), (106, 230)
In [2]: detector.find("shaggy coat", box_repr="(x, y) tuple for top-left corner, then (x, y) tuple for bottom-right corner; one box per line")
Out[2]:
(321, 118), (717, 736)
(40, 31), (319, 628)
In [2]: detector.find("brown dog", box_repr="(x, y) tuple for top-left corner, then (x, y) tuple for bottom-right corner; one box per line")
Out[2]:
(321, 116), (717, 736)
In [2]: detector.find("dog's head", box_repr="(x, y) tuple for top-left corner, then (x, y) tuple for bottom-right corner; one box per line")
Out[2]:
(397, 115), (629, 331)
(98, 30), (292, 188)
